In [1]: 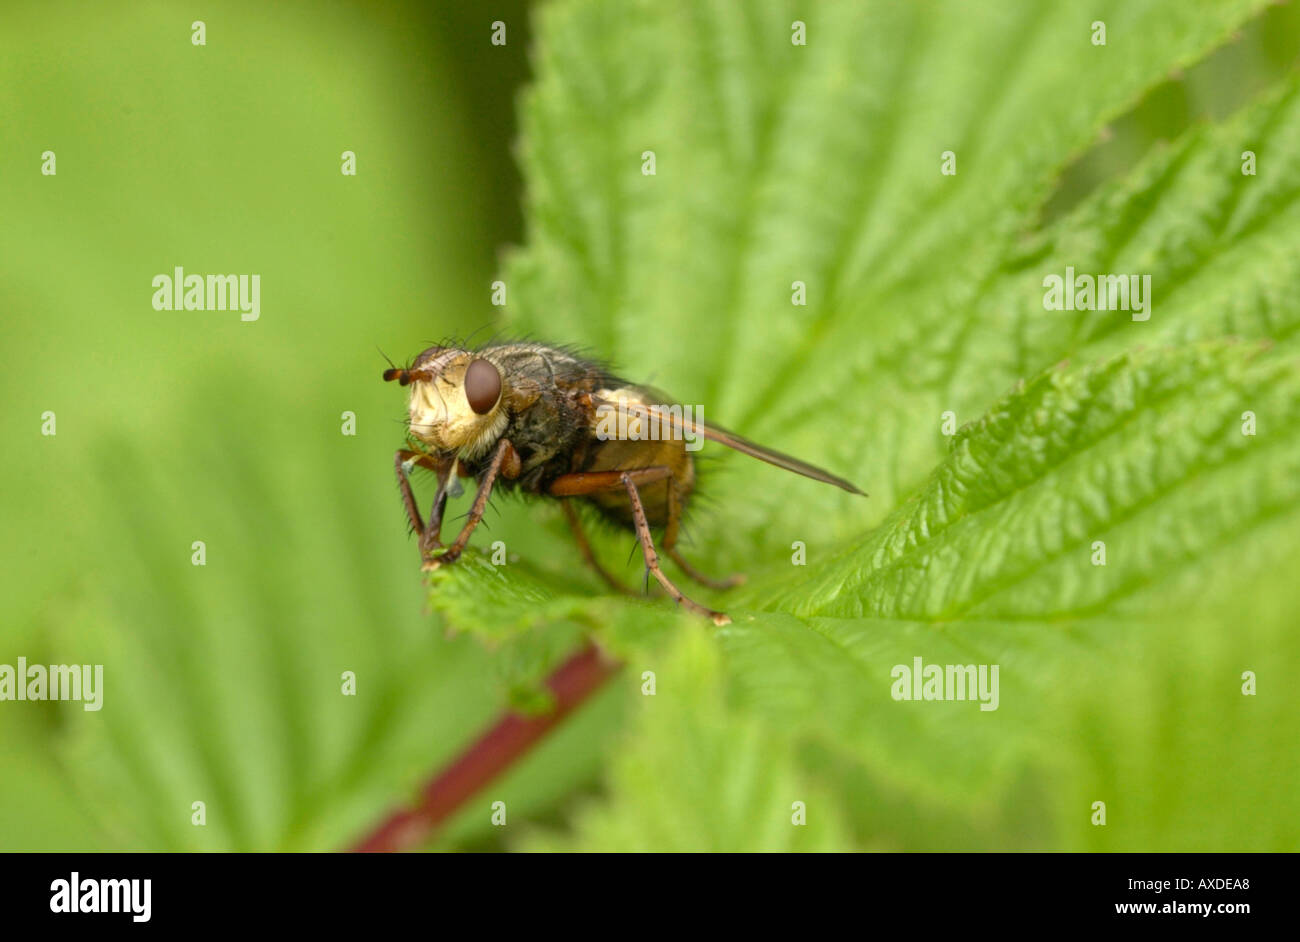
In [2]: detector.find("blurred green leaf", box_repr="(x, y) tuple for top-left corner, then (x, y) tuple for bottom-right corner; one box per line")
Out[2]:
(0, 0), (616, 852)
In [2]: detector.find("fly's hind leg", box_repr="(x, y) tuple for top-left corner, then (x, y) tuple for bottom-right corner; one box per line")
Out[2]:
(549, 468), (729, 625)
(661, 481), (746, 591)
(664, 547), (746, 590)
(560, 501), (633, 595)
(621, 473), (730, 626)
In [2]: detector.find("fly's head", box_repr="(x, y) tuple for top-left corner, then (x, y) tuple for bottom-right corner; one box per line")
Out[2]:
(384, 346), (507, 459)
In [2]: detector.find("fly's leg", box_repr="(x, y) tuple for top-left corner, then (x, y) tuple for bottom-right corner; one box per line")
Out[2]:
(394, 449), (426, 535)
(395, 449), (455, 564)
(661, 475), (745, 590)
(560, 501), (633, 595)
(427, 438), (517, 570)
(420, 468), (452, 560)
(664, 547), (745, 590)
(620, 472), (730, 626)
(548, 467), (729, 625)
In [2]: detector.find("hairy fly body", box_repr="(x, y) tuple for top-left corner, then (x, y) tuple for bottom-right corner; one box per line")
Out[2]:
(385, 341), (863, 625)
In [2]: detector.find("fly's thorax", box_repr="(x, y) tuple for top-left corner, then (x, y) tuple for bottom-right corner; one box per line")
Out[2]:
(406, 349), (509, 460)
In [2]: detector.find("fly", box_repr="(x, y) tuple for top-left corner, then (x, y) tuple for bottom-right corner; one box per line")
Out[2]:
(385, 342), (863, 625)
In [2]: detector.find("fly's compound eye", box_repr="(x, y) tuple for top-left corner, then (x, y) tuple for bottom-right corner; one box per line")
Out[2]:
(464, 358), (502, 415)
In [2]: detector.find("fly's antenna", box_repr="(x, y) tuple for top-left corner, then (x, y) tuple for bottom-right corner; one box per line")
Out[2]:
(379, 347), (418, 384)
(382, 368), (434, 386)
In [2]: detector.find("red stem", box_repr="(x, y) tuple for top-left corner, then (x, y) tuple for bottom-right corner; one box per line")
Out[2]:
(349, 643), (621, 852)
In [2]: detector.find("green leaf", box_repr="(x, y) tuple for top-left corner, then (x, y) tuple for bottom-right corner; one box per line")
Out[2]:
(438, 343), (1300, 849)
(505, 0), (1272, 559)
(421, 0), (1300, 850)
(519, 627), (852, 851)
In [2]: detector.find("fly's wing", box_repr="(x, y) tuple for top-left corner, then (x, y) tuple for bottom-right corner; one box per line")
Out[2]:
(591, 391), (866, 496)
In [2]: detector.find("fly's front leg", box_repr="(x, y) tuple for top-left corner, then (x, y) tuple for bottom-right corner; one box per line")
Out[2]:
(426, 438), (519, 571)
(419, 464), (453, 561)
(395, 449), (453, 566)
(394, 450), (426, 536)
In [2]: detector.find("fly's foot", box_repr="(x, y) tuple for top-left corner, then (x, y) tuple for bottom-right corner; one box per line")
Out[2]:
(668, 591), (731, 626)
(421, 545), (461, 571)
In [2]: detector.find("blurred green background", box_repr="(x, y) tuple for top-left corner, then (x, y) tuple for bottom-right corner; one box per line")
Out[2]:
(0, 0), (622, 851)
(2, 0), (1298, 851)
